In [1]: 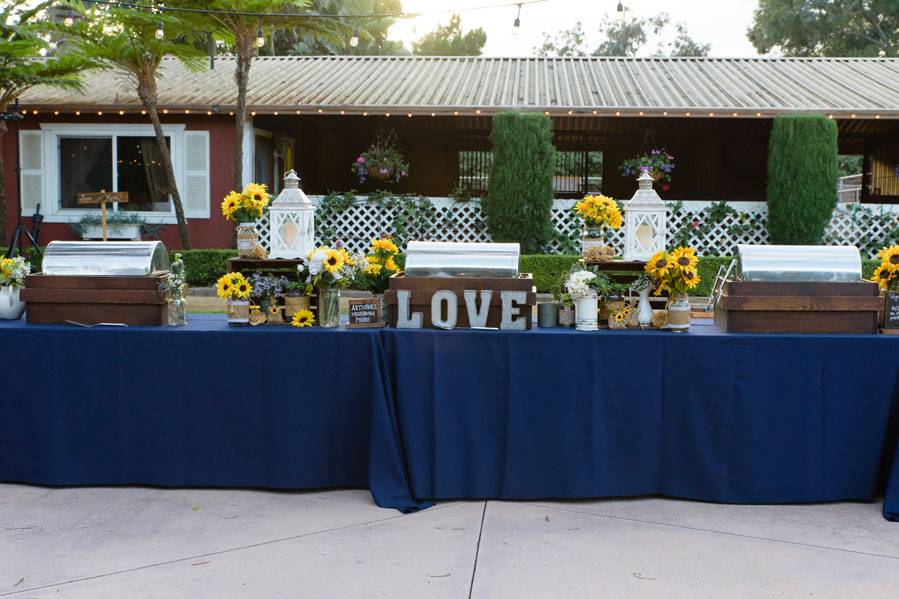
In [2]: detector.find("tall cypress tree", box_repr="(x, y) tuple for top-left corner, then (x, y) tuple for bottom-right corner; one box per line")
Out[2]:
(766, 115), (838, 245)
(484, 112), (555, 253)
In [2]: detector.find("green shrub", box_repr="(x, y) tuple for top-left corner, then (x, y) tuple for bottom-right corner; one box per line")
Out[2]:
(484, 112), (555, 253)
(766, 115), (838, 244)
(172, 250), (235, 286)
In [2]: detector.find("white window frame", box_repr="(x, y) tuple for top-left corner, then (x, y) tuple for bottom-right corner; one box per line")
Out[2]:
(39, 123), (187, 224)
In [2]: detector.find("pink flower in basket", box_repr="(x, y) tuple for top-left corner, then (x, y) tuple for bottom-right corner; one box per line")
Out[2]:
(356, 156), (365, 164)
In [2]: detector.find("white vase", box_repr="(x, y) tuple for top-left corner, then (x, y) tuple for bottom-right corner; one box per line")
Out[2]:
(637, 288), (653, 328)
(0, 286), (25, 320)
(574, 293), (599, 331)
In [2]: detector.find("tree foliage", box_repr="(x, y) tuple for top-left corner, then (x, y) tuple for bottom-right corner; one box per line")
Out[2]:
(484, 113), (555, 253)
(766, 115), (839, 245)
(535, 21), (587, 57)
(413, 14), (486, 56)
(748, 0), (898, 57)
(279, 0), (407, 55)
(0, 1), (92, 246)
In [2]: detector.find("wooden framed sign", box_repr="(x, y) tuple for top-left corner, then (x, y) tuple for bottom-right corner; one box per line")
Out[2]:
(346, 298), (384, 328)
(885, 291), (899, 332)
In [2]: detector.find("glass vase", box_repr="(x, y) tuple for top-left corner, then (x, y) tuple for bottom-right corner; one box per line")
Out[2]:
(318, 287), (340, 328)
(168, 297), (187, 326)
(236, 222), (258, 257)
(664, 292), (691, 332)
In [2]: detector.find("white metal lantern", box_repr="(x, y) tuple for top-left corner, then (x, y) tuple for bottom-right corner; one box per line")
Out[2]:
(268, 170), (315, 259)
(623, 171), (667, 261)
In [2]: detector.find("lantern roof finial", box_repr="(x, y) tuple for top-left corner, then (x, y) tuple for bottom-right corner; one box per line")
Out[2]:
(271, 169), (313, 207)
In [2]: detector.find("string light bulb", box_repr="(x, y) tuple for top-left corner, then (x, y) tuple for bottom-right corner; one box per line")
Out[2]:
(155, 21), (164, 40)
(617, 1), (624, 12)
(255, 29), (265, 48)
(513, 3), (522, 27)
(64, 10), (75, 27)
(349, 26), (359, 47)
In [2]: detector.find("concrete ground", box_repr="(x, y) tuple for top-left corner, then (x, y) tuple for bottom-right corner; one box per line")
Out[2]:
(2, 486), (897, 598)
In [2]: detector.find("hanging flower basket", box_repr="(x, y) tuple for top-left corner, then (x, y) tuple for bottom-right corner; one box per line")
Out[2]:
(352, 128), (409, 184)
(367, 165), (395, 181)
(620, 148), (675, 189)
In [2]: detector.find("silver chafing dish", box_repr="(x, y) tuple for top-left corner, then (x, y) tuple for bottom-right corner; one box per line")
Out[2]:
(735, 245), (862, 283)
(404, 241), (520, 278)
(41, 241), (170, 276)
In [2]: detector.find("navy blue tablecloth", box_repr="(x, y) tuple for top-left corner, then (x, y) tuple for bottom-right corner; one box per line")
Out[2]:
(379, 322), (899, 519)
(0, 315), (418, 511)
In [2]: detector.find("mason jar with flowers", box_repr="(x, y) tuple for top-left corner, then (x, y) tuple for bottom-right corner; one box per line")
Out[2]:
(216, 272), (252, 325)
(620, 148), (675, 193)
(573, 194), (622, 260)
(644, 246), (701, 331)
(871, 245), (899, 326)
(220, 183), (270, 257)
(566, 267), (611, 331)
(0, 256), (30, 320)
(303, 245), (362, 328)
(352, 236), (400, 324)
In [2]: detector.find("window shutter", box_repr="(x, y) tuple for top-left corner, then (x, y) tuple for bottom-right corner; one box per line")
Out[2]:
(182, 130), (209, 218)
(18, 130), (43, 214)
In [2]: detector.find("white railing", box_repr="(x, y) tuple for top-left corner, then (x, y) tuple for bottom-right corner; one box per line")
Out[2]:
(838, 174), (863, 203)
(254, 196), (899, 258)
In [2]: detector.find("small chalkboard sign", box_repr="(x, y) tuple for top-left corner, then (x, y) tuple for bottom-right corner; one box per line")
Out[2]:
(885, 292), (899, 331)
(346, 298), (384, 329)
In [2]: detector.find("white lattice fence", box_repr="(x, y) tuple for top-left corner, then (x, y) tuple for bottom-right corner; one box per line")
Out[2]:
(254, 197), (899, 258)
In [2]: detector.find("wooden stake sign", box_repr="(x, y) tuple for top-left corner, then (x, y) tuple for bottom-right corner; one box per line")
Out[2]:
(77, 190), (129, 241)
(346, 298), (384, 328)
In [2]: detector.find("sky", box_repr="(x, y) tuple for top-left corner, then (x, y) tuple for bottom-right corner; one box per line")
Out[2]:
(390, 0), (761, 57)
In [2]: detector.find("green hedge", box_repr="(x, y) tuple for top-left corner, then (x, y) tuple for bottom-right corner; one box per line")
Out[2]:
(173, 250), (234, 286)
(766, 115), (838, 244)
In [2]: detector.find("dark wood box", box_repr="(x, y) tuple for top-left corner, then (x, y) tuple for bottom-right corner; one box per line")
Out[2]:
(385, 273), (537, 329)
(714, 280), (880, 334)
(22, 273), (169, 326)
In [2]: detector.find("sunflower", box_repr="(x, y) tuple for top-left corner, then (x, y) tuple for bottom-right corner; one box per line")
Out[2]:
(613, 311), (626, 323)
(645, 250), (672, 278)
(371, 238), (399, 254)
(232, 277), (252, 300)
(243, 183), (270, 206)
(291, 309), (315, 328)
(323, 249), (345, 273)
(872, 265), (897, 290)
(670, 246), (699, 271)
(682, 269), (701, 289)
(220, 191), (241, 218)
(215, 274), (235, 299)
(877, 246), (899, 273)
(365, 262), (383, 276)
(338, 247), (354, 266)
(384, 257), (398, 272)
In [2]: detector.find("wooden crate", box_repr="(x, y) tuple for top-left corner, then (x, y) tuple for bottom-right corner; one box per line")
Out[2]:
(384, 273), (537, 329)
(714, 280), (880, 334)
(22, 273), (168, 326)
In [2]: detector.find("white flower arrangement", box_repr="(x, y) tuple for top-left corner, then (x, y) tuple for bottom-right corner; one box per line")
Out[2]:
(566, 269), (598, 300)
(0, 256), (31, 288)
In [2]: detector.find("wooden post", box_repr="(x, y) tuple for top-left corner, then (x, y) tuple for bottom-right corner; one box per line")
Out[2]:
(76, 191), (129, 241)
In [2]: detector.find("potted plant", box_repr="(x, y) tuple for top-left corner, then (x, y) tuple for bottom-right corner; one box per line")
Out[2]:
(620, 148), (675, 192)
(303, 245), (361, 328)
(565, 266), (611, 332)
(69, 212), (160, 241)
(351, 129), (409, 184)
(871, 245), (899, 327)
(247, 273), (289, 322)
(284, 271), (314, 320)
(644, 246), (701, 332)
(352, 236), (400, 324)
(216, 272), (252, 326)
(600, 281), (627, 324)
(573, 194), (622, 260)
(0, 256), (30, 320)
(539, 277), (565, 328)
(221, 183), (270, 257)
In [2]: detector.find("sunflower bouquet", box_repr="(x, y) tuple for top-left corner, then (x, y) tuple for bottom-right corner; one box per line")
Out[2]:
(573, 194), (623, 233)
(644, 246), (701, 297)
(871, 246), (899, 291)
(215, 272), (252, 301)
(353, 237), (400, 295)
(220, 183), (270, 223)
(304, 245), (363, 289)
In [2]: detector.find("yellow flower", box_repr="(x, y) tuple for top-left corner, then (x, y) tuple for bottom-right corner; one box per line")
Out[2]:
(575, 194), (621, 229)
(323, 249), (345, 273)
(216, 274), (234, 299)
(872, 265), (897, 290)
(614, 311), (626, 323)
(670, 246), (699, 271)
(645, 250), (672, 279)
(682, 269), (701, 289)
(232, 277), (252, 300)
(243, 183), (270, 207)
(384, 257), (398, 272)
(877, 246), (899, 273)
(291, 309), (315, 327)
(220, 191), (241, 218)
(371, 238), (399, 254)
(339, 247), (354, 266)
(365, 262), (383, 276)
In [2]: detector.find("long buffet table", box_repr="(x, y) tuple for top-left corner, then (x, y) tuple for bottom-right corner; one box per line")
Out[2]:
(2, 315), (898, 520)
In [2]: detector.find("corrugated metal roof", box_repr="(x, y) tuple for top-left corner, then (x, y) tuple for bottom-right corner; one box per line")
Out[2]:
(20, 56), (899, 117)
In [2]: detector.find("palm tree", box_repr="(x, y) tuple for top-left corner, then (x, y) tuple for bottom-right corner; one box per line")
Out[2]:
(0, 1), (91, 247)
(74, 3), (205, 249)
